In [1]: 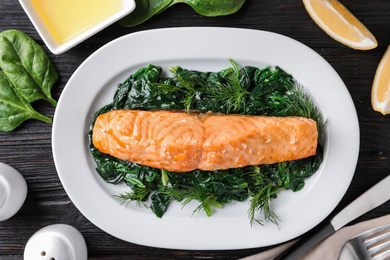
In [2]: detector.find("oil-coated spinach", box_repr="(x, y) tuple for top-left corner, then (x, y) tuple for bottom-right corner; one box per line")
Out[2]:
(90, 61), (325, 225)
(120, 0), (245, 27)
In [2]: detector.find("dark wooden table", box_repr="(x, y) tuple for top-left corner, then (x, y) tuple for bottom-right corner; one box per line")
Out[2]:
(1, 0), (389, 259)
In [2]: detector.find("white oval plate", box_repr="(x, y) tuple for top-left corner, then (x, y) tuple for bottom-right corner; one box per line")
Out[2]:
(52, 27), (359, 250)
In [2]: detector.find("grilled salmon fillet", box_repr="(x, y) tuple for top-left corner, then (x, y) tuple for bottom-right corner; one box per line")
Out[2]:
(92, 110), (318, 172)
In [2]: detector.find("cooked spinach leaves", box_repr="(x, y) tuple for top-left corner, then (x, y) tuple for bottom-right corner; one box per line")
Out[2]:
(90, 60), (325, 225)
(0, 29), (58, 131)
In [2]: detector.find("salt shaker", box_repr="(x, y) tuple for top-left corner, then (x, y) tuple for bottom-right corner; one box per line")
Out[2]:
(0, 162), (28, 221)
(24, 224), (88, 260)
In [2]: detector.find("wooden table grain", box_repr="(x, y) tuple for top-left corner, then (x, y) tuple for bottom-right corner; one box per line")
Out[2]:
(1, 0), (389, 259)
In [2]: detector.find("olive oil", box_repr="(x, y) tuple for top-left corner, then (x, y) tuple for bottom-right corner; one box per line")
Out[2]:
(30, 0), (122, 44)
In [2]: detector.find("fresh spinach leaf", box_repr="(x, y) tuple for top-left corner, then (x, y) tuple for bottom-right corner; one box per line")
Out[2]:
(0, 29), (58, 107)
(167, 0), (245, 16)
(119, 0), (173, 27)
(0, 71), (51, 132)
(120, 0), (245, 27)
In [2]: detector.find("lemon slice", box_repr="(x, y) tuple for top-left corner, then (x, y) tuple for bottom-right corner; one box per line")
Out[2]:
(302, 0), (377, 50)
(372, 45), (390, 115)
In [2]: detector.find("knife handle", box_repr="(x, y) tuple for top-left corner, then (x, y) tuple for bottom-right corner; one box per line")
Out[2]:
(273, 221), (335, 260)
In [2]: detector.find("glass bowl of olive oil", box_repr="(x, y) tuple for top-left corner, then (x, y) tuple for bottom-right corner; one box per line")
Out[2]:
(18, 0), (135, 55)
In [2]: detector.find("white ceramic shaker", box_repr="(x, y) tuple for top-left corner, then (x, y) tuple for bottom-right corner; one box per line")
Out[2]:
(0, 162), (28, 221)
(24, 224), (88, 260)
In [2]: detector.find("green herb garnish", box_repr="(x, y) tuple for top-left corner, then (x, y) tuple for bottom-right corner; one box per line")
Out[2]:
(154, 59), (250, 113)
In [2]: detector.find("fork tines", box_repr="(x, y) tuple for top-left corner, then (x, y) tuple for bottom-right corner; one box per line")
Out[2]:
(353, 223), (390, 259)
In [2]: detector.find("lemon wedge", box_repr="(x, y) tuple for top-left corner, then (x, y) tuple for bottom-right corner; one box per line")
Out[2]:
(372, 45), (390, 115)
(302, 0), (377, 50)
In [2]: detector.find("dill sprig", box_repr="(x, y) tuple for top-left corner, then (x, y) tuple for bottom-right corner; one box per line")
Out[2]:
(203, 60), (250, 113)
(246, 166), (281, 226)
(164, 186), (222, 217)
(167, 66), (201, 112)
(283, 83), (327, 132)
(152, 59), (250, 113)
(115, 187), (153, 208)
(248, 184), (280, 227)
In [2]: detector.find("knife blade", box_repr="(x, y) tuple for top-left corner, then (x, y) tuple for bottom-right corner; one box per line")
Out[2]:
(273, 175), (390, 260)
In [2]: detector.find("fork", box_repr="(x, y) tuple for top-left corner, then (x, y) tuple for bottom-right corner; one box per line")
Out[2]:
(338, 223), (390, 260)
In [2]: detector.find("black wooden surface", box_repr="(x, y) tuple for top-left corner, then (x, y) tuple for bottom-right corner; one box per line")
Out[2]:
(1, 0), (390, 259)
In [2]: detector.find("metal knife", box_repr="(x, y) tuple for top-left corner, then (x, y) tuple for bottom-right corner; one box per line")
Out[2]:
(273, 175), (390, 260)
